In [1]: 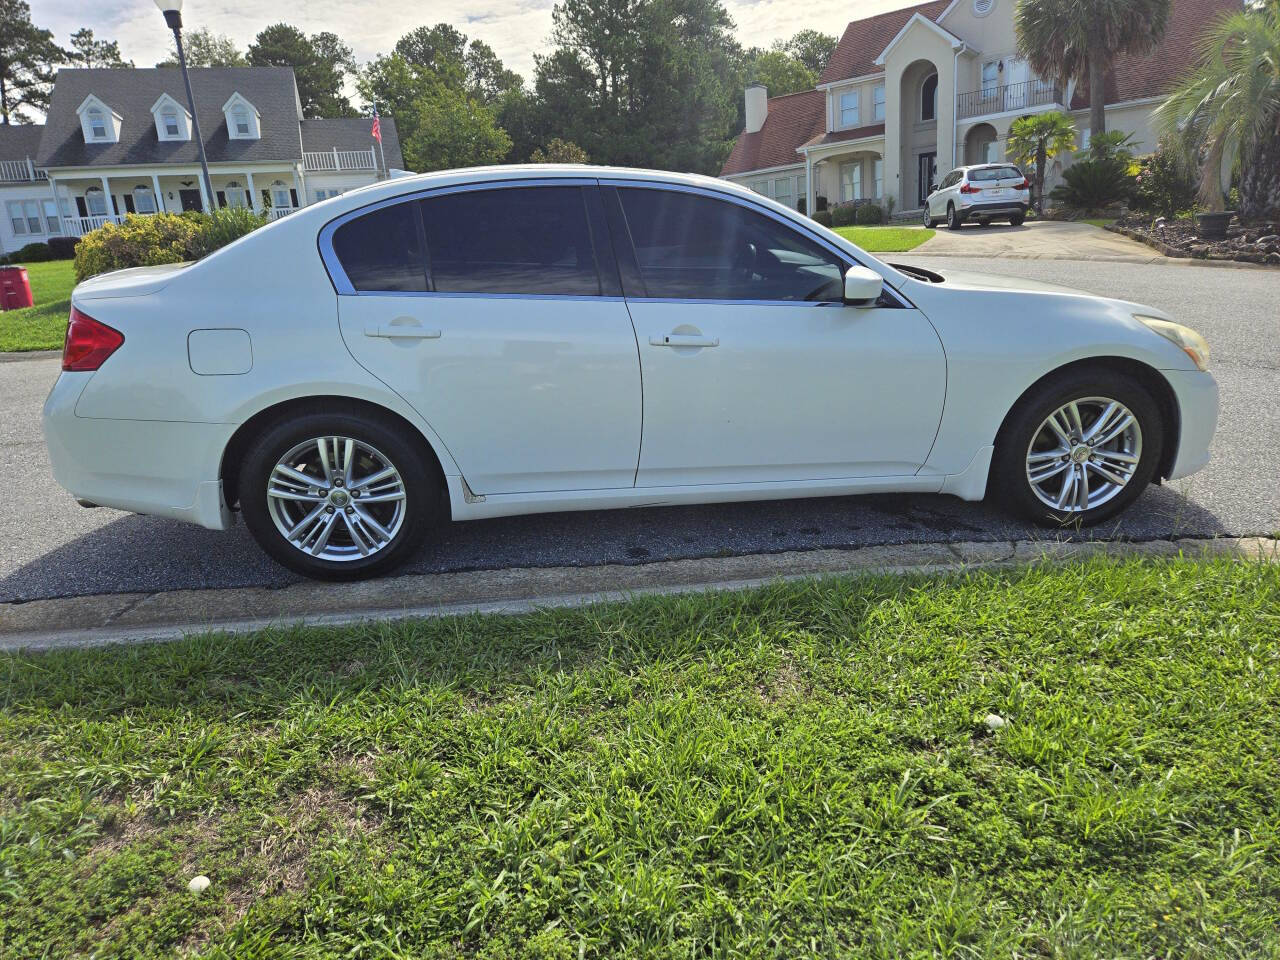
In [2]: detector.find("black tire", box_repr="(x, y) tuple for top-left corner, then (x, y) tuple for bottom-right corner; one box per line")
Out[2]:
(239, 409), (439, 580)
(923, 207), (935, 228)
(947, 203), (963, 230)
(990, 369), (1164, 528)
(1010, 213), (1025, 226)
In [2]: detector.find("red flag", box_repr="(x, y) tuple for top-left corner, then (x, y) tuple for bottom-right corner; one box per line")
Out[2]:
(371, 108), (382, 144)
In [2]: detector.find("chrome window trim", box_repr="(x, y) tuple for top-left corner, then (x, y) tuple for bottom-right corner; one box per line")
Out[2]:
(317, 174), (915, 310)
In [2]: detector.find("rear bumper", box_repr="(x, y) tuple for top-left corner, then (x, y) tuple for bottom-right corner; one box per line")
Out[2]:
(956, 199), (1029, 219)
(43, 372), (235, 530)
(1163, 368), (1219, 481)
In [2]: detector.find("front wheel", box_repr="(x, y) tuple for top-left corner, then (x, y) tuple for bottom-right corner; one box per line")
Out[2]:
(947, 203), (963, 230)
(923, 206), (935, 228)
(239, 410), (438, 579)
(991, 370), (1163, 527)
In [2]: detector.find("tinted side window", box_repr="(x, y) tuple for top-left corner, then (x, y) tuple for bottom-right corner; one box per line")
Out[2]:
(331, 201), (427, 292)
(617, 188), (844, 302)
(421, 186), (600, 296)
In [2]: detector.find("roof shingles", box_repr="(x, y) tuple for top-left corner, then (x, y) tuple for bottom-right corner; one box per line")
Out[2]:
(720, 89), (824, 176)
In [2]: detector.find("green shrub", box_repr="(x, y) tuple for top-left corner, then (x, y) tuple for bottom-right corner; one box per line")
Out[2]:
(74, 209), (268, 282)
(812, 209), (834, 227)
(1132, 142), (1197, 218)
(188, 207), (269, 260)
(47, 236), (79, 260)
(830, 203), (857, 227)
(854, 203), (885, 225)
(11, 241), (53, 263)
(1050, 157), (1133, 212)
(815, 195), (828, 212)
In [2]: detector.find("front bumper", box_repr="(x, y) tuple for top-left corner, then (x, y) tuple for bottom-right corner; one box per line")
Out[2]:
(43, 372), (236, 530)
(1163, 368), (1219, 481)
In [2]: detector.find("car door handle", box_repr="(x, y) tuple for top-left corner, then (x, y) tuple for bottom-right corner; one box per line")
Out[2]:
(364, 324), (441, 340)
(649, 334), (719, 348)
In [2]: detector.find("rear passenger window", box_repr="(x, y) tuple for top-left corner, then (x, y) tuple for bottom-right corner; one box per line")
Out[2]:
(969, 166), (1022, 182)
(420, 186), (600, 296)
(617, 188), (844, 302)
(331, 201), (427, 292)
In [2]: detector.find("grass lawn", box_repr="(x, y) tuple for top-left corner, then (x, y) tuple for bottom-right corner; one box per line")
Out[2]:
(2, 556), (1278, 957)
(0, 258), (75, 353)
(834, 225), (935, 252)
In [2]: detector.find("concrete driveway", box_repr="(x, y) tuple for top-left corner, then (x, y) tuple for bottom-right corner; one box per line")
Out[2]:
(914, 219), (1164, 262)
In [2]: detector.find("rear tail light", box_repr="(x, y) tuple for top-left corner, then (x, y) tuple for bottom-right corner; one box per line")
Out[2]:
(959, 182), (980, 194)
(62, 307), (124, 372)
(1013, 178), (1030, 189)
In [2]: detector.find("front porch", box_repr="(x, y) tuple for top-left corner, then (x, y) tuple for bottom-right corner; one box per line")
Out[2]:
(802, 138), (888, 214)
(47, 164), (309, 237)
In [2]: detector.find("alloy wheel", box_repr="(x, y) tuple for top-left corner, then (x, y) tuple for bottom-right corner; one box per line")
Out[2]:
(266, 436), (407, 561)
(1025, 397), (1143, 513)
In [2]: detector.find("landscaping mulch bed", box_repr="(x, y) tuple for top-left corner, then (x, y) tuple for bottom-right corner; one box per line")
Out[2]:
(1111, 213), (1280, 265)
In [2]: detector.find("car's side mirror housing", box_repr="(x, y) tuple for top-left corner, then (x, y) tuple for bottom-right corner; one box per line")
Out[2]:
(843, 265), (884, 306)
(929, 182), (938, 193)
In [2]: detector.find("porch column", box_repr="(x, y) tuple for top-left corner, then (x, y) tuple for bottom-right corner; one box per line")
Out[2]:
(151, 173), (164, 213)
(246, 171), (257, 212)
(804, 151), (815, 217)
(99, 174), (112, 220)
(292, 165), (305, 208)
(47, 174), (62, 234)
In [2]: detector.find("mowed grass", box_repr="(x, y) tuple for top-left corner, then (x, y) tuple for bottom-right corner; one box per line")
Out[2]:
(834, 225), (935, 252)
(0, 258), (75, 352)
(2, 556), (1279, 958)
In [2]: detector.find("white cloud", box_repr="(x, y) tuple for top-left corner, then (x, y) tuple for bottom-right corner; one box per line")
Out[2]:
(34, 0), (919, 83)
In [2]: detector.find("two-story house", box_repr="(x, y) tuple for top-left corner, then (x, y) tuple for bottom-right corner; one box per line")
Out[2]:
(721, 0), (1237, 214)
(1, 66), (404, 257)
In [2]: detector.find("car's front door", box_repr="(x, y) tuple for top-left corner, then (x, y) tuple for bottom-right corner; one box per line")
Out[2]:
(605, 185), (947, 487)
(331, 183), (643, 495)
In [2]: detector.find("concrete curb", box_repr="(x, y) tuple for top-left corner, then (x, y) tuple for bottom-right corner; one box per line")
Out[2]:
(3, 535), (1276, 652)
(0, 349), (60, 363)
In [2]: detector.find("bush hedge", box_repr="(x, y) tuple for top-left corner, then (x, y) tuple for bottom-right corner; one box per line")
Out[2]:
(830, 203), (858, 227)
(73, 208), (269, 282)
(811, 209), (834, 228)
(854, 203), (885, 225)
(47, 236), (79, 260)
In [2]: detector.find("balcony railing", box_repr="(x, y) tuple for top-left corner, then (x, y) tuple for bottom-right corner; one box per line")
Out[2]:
(957, 79), (1063, 120)
(303, 147), (378, 173)
(0, 158), (47, 183)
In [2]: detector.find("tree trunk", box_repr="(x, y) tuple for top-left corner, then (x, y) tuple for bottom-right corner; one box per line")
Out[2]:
(1087, 54), (1106, 143)
(1036, 143), (1047, 213)
(1238, 128), (1280, 222)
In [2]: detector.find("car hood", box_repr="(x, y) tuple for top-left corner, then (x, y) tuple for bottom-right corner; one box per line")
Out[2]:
(73, 263), (189, 301)
(912, 267), (1089, 296)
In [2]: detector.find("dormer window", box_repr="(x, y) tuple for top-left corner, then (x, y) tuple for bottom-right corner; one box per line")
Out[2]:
(151, 93), (191, 142)
(77, 95), (121, 144)
(223, 93), (261, 140)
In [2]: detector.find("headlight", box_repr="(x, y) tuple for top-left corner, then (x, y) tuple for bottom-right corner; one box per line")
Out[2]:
(1135, 315), (1210, 371)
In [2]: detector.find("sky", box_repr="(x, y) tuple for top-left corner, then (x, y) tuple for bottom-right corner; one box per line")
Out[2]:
(32, 0), (920, 89)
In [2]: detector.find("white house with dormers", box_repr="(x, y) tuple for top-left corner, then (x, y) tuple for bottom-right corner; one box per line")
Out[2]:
(0, 66), (403, 256)
(720, 0), (1239, 214)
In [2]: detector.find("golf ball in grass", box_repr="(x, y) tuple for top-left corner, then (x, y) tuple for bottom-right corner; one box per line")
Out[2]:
(984, 713), (1007, 731)
(187, 875), (211, 895)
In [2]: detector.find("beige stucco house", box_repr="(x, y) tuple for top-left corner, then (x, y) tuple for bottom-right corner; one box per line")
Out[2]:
(721, 0), (1239, 214)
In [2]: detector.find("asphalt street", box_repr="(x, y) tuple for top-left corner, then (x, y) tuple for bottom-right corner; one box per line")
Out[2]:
(2, 254), (1276, 602)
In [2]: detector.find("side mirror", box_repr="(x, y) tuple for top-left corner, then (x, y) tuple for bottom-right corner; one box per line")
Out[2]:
(929, 182), (938, 193)
(843, 265), (883, 306)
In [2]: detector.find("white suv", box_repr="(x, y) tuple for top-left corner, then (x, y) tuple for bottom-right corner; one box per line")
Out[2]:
(923, 164), (1031, 229)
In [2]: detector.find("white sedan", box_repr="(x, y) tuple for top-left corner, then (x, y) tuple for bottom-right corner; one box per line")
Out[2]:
(44, 166), (1218, 580)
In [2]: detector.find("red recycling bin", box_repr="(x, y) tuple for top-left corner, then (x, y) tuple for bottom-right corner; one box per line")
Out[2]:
(1, 266), (34, 311)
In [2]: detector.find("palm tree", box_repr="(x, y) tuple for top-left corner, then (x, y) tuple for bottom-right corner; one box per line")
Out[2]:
(1155, 4), (1280, 219)
(1007, 111), (1077, 212)
(1016, 0), (1172, 142)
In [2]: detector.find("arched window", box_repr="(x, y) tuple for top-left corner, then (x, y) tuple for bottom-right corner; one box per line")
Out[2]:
(85, 187), (107, 216)
(87, 107), (107, 140)
(921, 74), (938, 121)
(161, 107), (180, 138)
(271, 180), (291, 209)
(133, 185), (157, 214)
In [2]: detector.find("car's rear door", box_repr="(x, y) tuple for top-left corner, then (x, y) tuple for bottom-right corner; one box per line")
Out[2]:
(329, 181), (643, 495)
(605, 183), (947, 487)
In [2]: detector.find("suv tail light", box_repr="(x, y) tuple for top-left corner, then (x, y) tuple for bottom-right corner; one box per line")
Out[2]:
(1013, 178), (1030, 189)
(959, 182), (980, 194)
(62, 307), (124, 372)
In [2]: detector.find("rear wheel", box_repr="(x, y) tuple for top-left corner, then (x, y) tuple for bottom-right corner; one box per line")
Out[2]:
(239, 411), (438, 580)
(1010, 212), (1025, 226)
(947, 203), (963, 230)
(991, 370), (1163, 527)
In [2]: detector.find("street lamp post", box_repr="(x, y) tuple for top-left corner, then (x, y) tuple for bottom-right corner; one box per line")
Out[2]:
(154, 0), (215, 211)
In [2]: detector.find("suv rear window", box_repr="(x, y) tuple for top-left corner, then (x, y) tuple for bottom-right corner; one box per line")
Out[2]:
(968, 166), (1023, 182)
